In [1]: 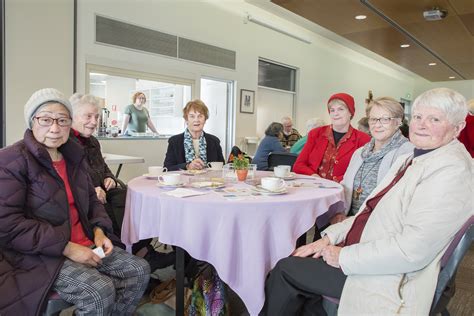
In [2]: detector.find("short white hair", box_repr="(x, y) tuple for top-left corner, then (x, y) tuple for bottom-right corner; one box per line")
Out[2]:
(281, 116), (292, 124)
(412, 88), (468, 125)
(69, 93), (102, 113)
(305, 117), (325, 133)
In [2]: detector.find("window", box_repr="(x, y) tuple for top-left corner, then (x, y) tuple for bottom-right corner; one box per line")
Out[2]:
(258, 59), (296, 92)
(87, 65), (193, 136)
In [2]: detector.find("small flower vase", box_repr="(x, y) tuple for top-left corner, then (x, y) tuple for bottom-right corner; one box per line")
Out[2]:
(236, 168), (248, 181)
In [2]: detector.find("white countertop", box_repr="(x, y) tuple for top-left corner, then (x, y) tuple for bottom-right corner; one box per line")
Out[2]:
(103, 153), (145, 165)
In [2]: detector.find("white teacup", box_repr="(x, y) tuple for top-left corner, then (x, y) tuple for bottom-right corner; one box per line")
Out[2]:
(159, 174), (181, 186)
(207, 161), (224, 170)
(149, 166), (168, 176)
(274, 165), (291, 178)
(261, 177), (286, 192)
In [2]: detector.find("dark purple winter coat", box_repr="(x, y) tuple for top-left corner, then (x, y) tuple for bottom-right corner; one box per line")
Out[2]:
(0, 130), (113, 315)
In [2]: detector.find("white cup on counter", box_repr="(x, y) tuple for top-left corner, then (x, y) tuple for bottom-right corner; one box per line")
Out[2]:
(149, 166), (168, 176)
(274, 165), (291, 178)
(261, 177), (286, 192)
(159, 173), (182, 186)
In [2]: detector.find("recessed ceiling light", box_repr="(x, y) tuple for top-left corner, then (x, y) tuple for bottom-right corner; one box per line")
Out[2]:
(355, 15), (367, 20)
(400, 44), (410, 48)
(428, 62), (437, 66)
(449, 76), (455, 79)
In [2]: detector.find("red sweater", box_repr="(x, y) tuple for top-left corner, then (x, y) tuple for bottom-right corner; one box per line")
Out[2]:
(458, 114), (474, 158)
(293, 125), (370, 182)
(53, 159), (93, 247)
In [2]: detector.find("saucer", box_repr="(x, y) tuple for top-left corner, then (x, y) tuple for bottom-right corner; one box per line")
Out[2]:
(181, 169), (209, 176)
(190, 181), (225, 189)
(274, 172), (296, 180)
(143, 173), (159, 180)
(253, 185), (287, 195)
(156, 182), (186, 189)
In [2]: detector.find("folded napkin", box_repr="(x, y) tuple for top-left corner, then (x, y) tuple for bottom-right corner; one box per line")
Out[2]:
(164, 188), (209, 198)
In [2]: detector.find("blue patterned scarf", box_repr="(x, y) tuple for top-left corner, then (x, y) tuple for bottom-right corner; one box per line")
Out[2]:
(184, 128), (207, 164)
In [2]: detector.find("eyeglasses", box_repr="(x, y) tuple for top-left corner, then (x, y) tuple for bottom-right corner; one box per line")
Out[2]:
(368, 117), (396, 125)
(33, 116), (72, 127)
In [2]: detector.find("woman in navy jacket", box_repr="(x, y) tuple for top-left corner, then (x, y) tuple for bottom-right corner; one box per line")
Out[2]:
(164, 100), (225, 171)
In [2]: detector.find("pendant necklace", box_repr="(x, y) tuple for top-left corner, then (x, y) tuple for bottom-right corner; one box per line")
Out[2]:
(354, 159), (379, 201)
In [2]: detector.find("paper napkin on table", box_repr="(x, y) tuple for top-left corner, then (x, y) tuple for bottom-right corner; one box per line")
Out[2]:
(164, 188), (209, 198)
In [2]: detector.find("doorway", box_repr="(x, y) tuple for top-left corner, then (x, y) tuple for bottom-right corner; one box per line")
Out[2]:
(256, 87), (295, 137)
(200, 77), (235, 158)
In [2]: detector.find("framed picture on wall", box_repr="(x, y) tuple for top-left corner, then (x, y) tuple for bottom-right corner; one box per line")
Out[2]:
(240, 89), (255, 114)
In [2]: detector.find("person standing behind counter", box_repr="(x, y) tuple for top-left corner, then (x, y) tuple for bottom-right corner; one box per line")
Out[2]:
(121, 92), (158, 135)
(164, 99), (225, 171)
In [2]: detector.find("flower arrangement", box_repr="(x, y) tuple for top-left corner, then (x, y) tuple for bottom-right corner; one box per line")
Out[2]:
(232, 153), (249, 170)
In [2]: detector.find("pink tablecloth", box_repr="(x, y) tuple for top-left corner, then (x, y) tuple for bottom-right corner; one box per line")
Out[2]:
(122, 172), (344, 315)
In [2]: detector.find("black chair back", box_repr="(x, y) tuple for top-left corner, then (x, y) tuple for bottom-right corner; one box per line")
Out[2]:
(267, 152), (298, 171)
(430, 216), (473, 315)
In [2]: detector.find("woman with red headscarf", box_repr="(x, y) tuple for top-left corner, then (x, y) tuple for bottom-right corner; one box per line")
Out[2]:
(293, 93), (370, 182)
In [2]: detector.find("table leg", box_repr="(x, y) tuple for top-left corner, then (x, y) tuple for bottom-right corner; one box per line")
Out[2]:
(115, 164), (123, 178)
(175, 247), (185, 316)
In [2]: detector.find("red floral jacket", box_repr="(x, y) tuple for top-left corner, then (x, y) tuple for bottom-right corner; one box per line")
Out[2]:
(293, 125), (370, 182)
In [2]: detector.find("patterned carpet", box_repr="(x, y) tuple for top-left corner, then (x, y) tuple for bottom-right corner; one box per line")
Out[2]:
(60, 244), (474, 315)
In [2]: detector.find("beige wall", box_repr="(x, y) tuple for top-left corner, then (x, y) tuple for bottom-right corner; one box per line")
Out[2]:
(5, 0), (74, 145)
(74, 0), (419, 181)
(6, 0), (473, 182)
(414, 79), (474, 101)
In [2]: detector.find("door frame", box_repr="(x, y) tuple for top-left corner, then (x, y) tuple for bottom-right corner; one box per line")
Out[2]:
(200, 76), (235, 158)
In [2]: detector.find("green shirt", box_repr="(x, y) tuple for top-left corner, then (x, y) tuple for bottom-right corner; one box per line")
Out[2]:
(290, 135), (307, 155)
(124, 104), (149, 133)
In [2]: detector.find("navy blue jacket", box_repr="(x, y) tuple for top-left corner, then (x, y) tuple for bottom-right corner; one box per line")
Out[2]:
(253, 136), (285, 170)
(163, 132), (225, 171)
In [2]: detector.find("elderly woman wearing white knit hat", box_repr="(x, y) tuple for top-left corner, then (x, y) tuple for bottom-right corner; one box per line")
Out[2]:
(0, 88), (150, 315)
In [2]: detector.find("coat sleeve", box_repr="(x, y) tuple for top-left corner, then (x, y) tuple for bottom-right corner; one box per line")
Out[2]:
(339, 160), (473, 275)
(86, 172), (113, 235)
(95, 138), (116, 182)
(293, 129), (320, 175)
(0, 166), (69, 256)
(164, 136), (187, 171)
(322, 215), (356, 245)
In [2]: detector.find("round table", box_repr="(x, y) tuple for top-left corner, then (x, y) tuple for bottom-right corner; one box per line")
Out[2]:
(122, 171), (345, 315)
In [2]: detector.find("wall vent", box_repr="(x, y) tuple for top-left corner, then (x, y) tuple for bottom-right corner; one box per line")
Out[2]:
(178, 38), (236, 70)
(95, 15), (236, 70)
(96, 15), (177, 58)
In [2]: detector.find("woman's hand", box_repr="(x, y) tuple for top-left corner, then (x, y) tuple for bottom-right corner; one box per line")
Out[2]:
(63, 242), (102, 267)
(103, 177), (116, 191)
(94, 227), (113, 256)
(187, 158), (205, 170)
(330, 213), (347, 225)
(95, 187), (107, 204)
(292, 236), (330, 258)
(321, 246), (342, 268)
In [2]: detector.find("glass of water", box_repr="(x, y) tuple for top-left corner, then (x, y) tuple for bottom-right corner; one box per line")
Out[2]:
(247, 164), (257, 179)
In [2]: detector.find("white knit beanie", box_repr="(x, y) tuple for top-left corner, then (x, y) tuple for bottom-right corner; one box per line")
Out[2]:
(24, 88), (73, 129)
